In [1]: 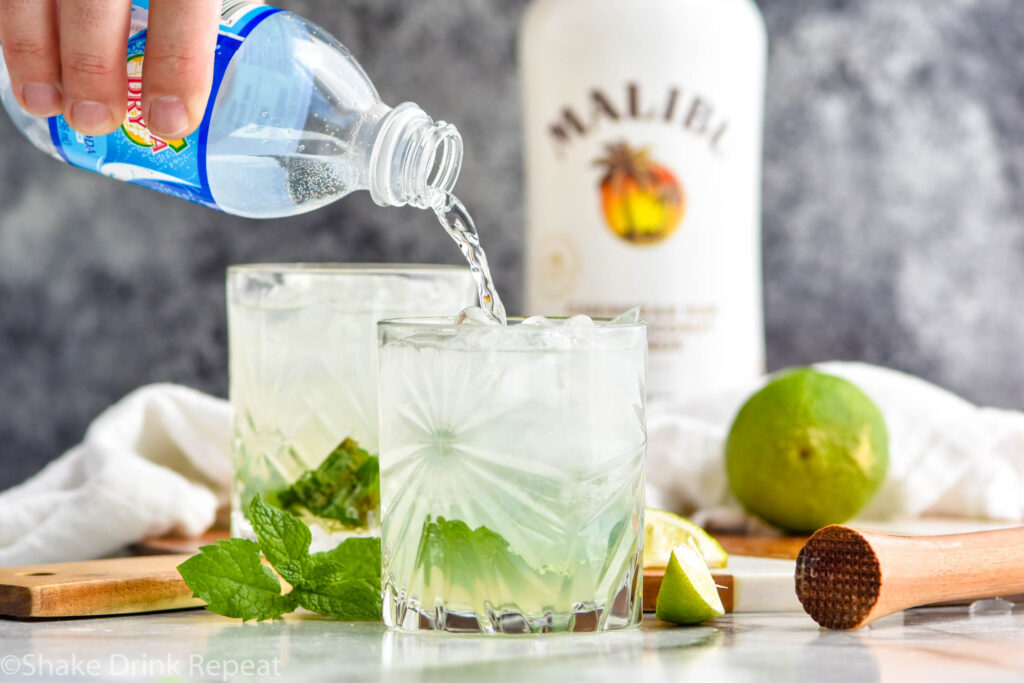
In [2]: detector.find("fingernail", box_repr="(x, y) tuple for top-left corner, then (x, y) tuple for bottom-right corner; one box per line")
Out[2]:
(22, 83), (61, 116)
(70, 100), (113, 134)
(147, 97), (189, 138)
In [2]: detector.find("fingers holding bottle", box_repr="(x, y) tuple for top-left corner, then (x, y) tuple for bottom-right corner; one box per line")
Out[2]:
(0, 0), (63, 117)
(59, 0), (133, 136)
(142, 0), (219, 140)
(3, 0), (221, 139)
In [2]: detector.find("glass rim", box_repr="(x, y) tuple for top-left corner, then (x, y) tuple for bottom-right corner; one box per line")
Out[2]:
(378, 315), (648, 331)
(227, 263), (472, 276)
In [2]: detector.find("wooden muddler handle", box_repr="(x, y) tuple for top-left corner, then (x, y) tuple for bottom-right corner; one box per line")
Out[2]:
(795, 524), (1024, 629)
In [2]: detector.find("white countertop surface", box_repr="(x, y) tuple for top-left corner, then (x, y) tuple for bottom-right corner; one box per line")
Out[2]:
(2, 604), (1024, 682)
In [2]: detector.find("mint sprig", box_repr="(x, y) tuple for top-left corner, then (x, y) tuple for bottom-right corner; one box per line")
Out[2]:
(177, 496), (381, 621)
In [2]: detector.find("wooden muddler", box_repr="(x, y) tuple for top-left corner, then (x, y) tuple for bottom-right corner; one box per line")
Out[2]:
(795, 524), (1024, 629)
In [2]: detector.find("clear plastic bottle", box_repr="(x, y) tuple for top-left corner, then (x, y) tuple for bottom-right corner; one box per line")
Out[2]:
(0, 1), (462, 218)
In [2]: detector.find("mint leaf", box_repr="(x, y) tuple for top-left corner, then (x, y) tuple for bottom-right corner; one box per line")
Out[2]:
(414, 517), (561, 597)
(177, 539), (298, 621)
(277, 438), (380, 528)
(291, 537), (382, 621)
(246, 495), (311, 585)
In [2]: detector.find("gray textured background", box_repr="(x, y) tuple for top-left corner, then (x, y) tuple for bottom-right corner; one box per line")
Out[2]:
(2, 0), (1023, 490)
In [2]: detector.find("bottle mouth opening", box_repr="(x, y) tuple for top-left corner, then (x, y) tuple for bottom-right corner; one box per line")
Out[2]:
(423, 126), (462, 201)
(369, 103), (464, 210)
(406, 118), (462, 210)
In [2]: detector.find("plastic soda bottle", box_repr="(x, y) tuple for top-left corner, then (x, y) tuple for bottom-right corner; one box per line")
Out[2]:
(0, 1), (463, 218)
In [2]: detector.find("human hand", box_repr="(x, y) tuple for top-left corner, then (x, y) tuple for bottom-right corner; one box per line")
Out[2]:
(0, 0), (220, 139)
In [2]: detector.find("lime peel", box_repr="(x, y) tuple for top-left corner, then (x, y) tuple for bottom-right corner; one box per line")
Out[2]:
(643, 508), (728, 569)
(724, 368), (889, 533)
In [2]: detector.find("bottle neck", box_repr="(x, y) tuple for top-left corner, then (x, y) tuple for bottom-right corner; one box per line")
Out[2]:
(368, 103), (463, 210)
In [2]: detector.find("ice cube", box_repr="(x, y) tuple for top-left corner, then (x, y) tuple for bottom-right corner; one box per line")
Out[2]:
(563, 314), (596, 327)
(611, 306), (641, 324)
(457, 306), (500, 326)
(521, 315), (555, 326)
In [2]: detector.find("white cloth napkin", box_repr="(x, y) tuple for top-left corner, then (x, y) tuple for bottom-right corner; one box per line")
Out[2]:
(3, 362), (1023, 566)
(0, 384), (232, 566)
(647, 361), (1024, 528)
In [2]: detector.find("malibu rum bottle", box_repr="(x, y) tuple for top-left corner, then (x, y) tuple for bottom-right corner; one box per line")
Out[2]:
(520, 0), (767, 399)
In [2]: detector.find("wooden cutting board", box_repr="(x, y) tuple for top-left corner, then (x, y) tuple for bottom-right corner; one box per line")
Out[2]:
(0, 555), (201, 618)
(131, 530), (230, 556)
(0, 532), (806, 618)
(0, 553), (799, 618)
(714, 534), (806, 560)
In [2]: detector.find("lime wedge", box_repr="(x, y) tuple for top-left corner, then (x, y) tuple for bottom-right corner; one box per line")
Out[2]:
(655, 543), (726, 625)
(644, 509), (728, 569)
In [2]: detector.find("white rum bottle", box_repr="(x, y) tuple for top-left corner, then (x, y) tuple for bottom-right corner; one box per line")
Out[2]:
(520, 0), (767, 399)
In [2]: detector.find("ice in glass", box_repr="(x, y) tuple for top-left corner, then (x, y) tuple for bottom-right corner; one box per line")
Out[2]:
(378, 314), (647, 633)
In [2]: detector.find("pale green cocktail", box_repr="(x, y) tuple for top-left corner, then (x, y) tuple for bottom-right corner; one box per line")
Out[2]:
(378, 315), (648, 633)
(227, 264), (476, 549)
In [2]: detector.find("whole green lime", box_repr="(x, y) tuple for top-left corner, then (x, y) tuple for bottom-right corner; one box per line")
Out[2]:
(724, 368), (889, 533)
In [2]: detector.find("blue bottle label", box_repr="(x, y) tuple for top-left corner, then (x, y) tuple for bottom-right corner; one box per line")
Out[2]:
(47, 2), (281, 209)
